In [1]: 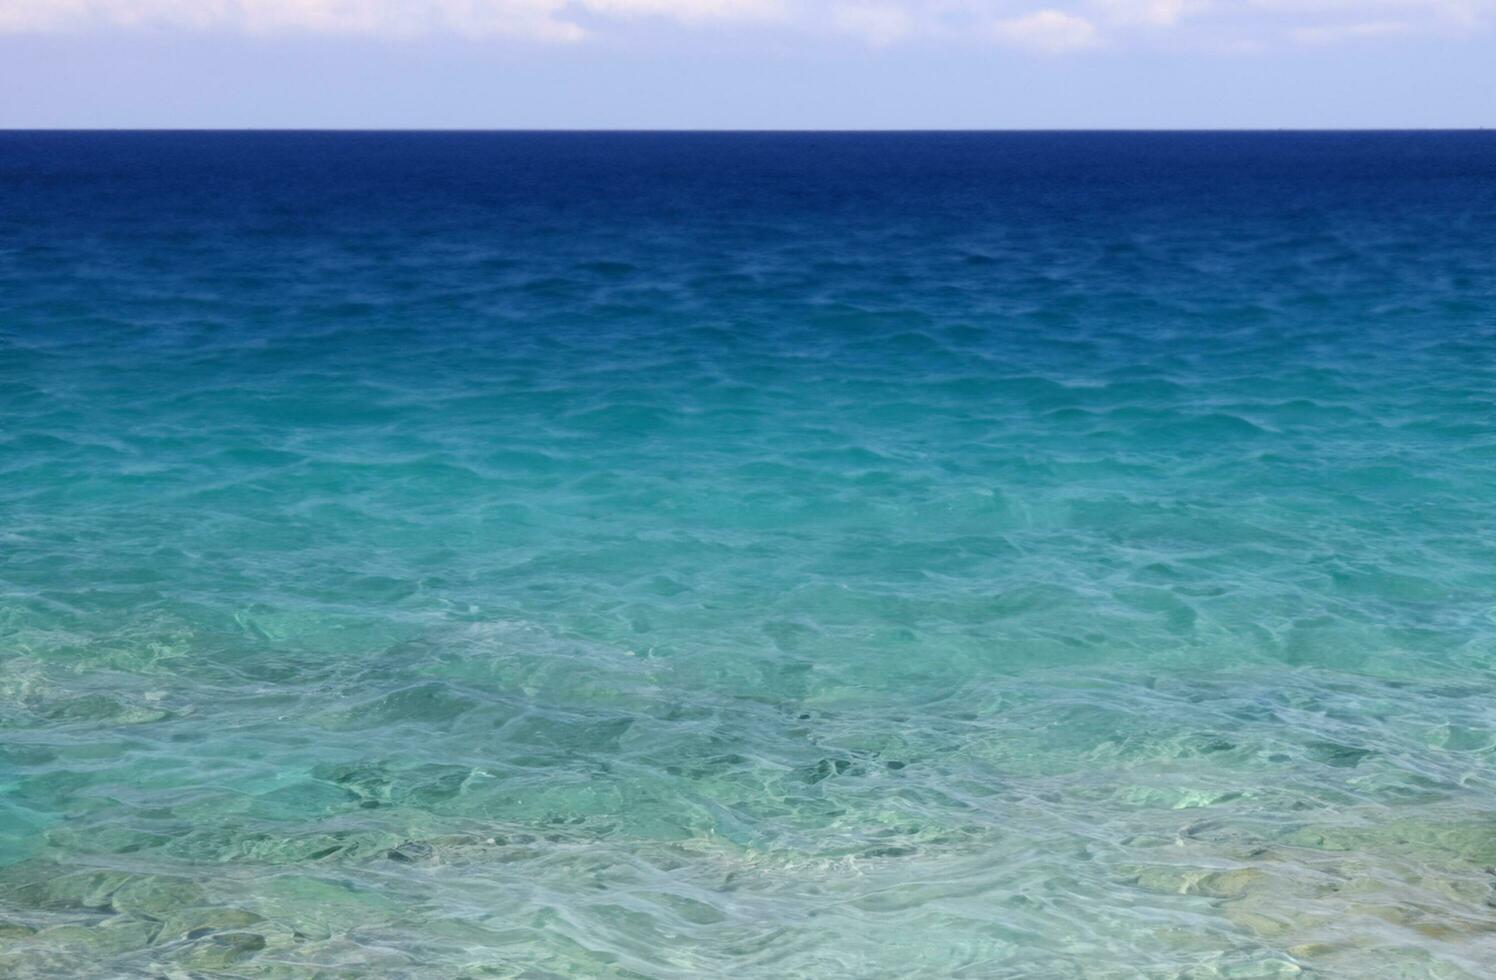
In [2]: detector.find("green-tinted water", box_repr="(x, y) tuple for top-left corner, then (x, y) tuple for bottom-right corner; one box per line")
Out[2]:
(2, 132), (1496, 976)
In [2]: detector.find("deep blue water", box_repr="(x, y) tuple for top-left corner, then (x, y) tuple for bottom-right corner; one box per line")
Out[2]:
(3, 132), (1496, 977)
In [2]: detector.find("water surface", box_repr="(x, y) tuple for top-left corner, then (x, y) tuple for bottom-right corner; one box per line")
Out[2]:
(2, 132), (1496, 977)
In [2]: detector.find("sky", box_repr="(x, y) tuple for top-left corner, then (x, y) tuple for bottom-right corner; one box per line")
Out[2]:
(0, 1), (1493, 128)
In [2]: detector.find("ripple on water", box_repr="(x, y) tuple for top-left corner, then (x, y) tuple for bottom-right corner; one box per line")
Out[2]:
(4, 131), (1496, 976)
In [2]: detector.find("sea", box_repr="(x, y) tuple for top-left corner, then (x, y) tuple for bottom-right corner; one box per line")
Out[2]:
(2, 131), (1495, 977)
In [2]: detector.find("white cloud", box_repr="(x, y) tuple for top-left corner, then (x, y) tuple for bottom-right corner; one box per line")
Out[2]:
(0, 0), (584, 39)
(1289, 18), (1413, 41)
(1250, 0), (1487, 28)
(1091, 0), (1197, 26)
(990, 8), (1101, 50)
(1249, 0), (1473, 12)
(584, 0), (786, 23)
(1252, 0), (1488, 44)
(0, 0), (1490, 47)
(0, 0), (784, 39)
(832, 2), (916, 45)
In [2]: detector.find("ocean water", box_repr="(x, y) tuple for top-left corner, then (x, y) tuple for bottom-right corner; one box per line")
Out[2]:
(2, 131), (1496, 978)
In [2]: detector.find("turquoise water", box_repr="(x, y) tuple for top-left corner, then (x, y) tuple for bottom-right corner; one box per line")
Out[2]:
(2, 132), (1496, 977)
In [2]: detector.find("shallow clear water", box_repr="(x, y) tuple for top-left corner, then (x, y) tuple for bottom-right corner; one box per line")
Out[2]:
(2, 132), (1496, 977)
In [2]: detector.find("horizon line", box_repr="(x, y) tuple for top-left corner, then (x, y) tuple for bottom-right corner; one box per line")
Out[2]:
(3, 127), (1494, 134)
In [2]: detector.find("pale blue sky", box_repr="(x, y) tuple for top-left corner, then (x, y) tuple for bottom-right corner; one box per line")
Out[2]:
(2, 1), (1493, 128)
